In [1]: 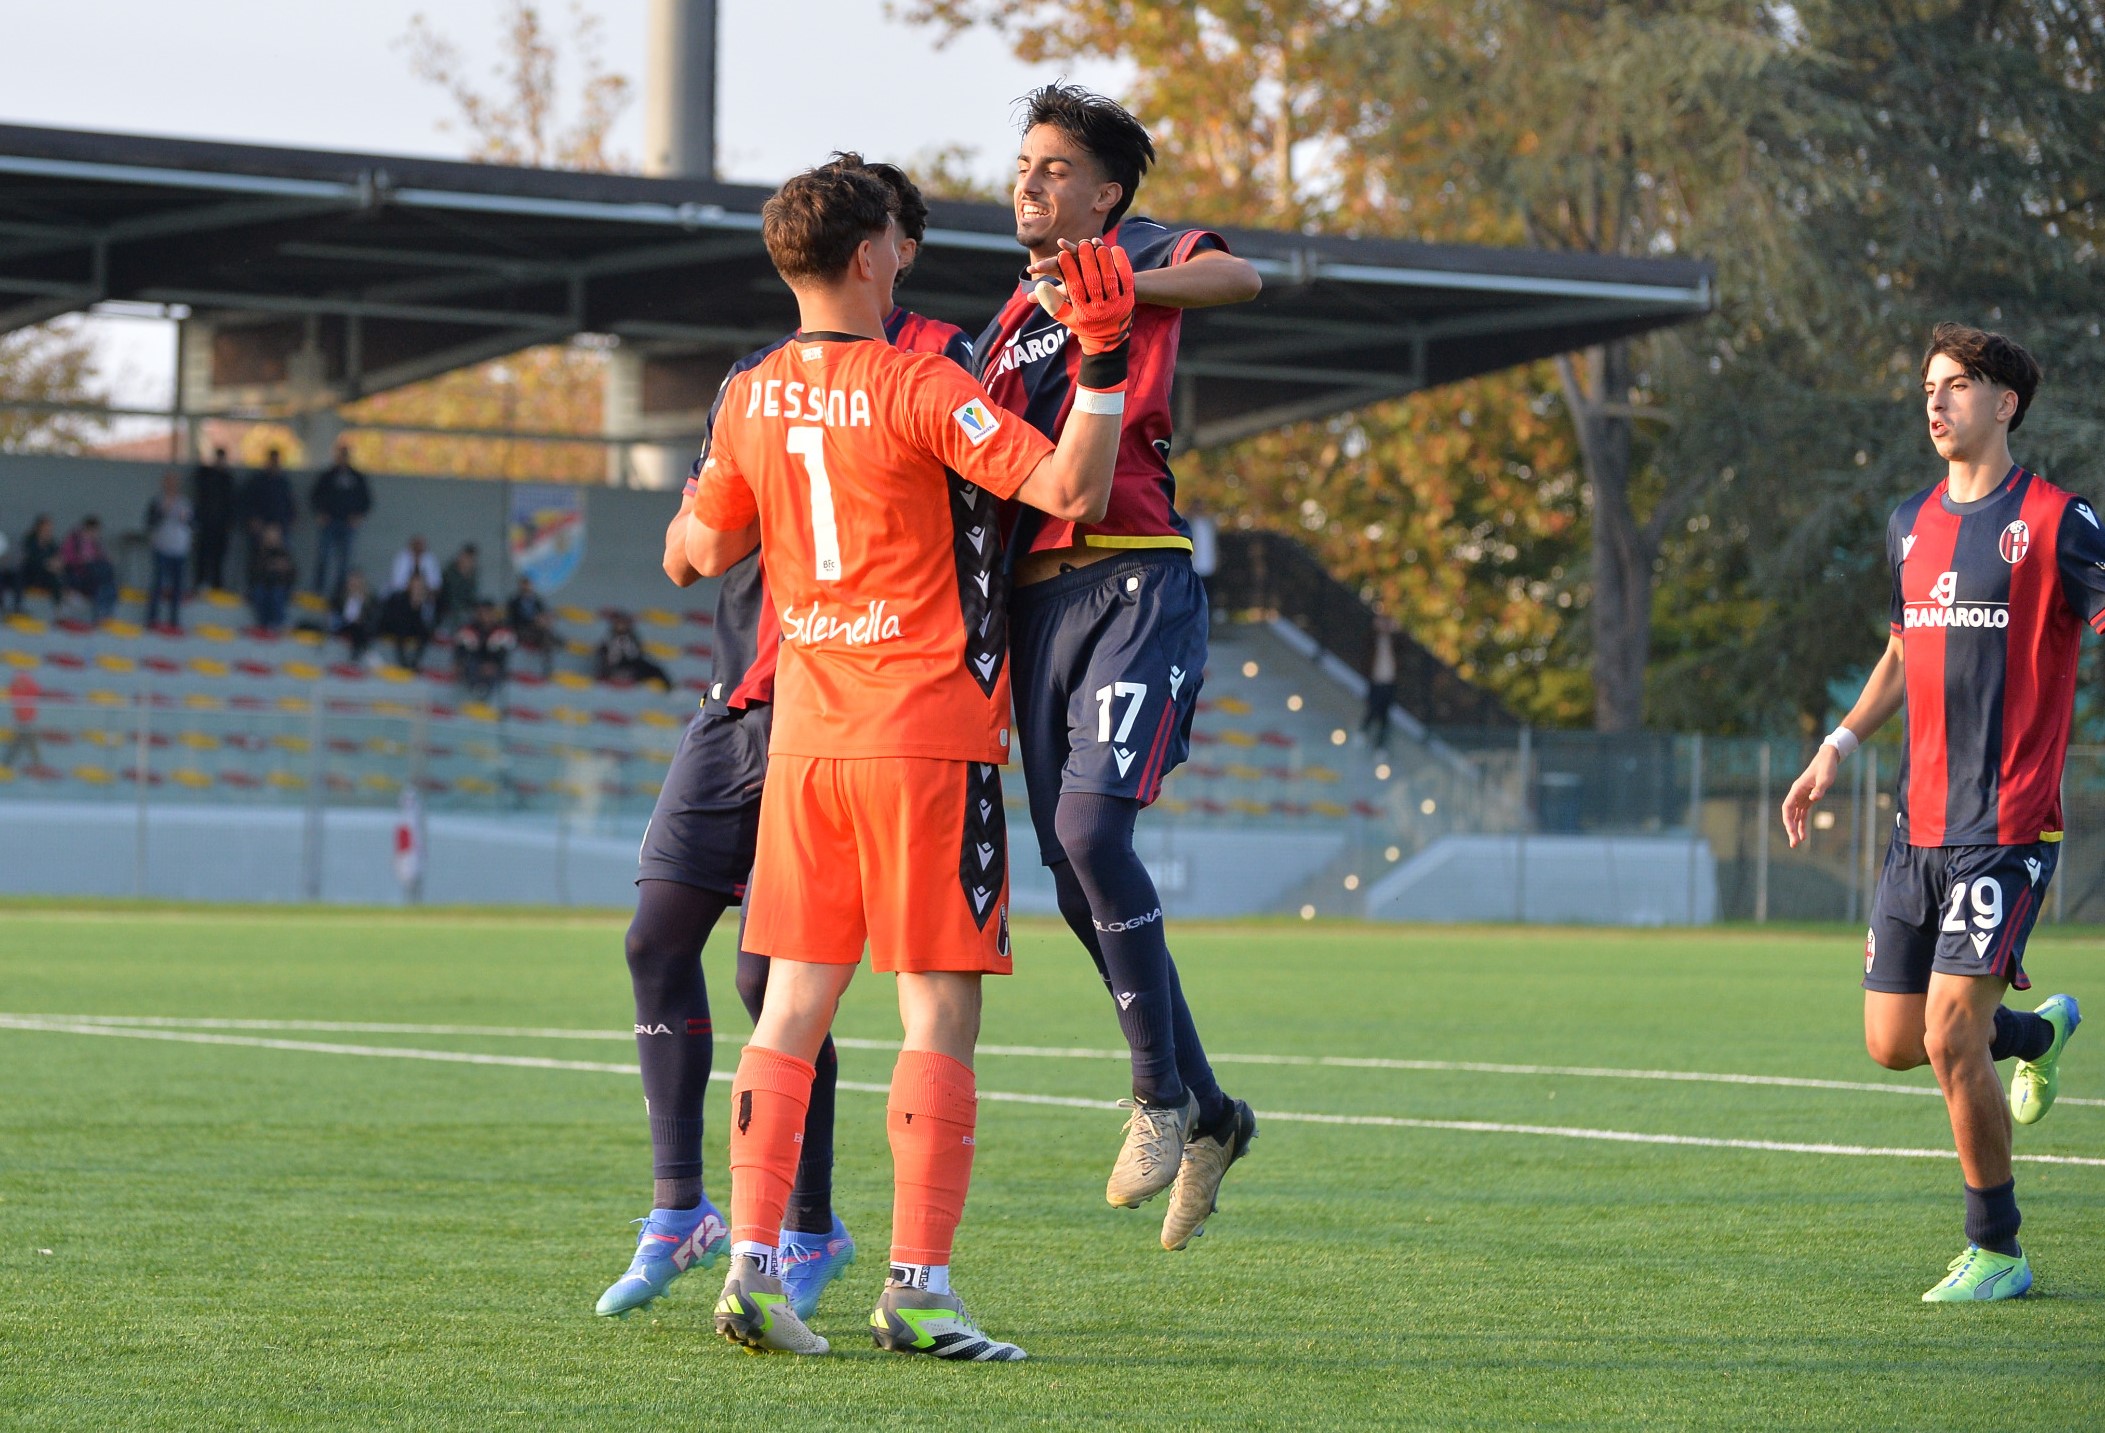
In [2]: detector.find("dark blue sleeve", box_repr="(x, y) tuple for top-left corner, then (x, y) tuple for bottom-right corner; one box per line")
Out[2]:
(942, 328), (975, 372)
(2055, 497), (2105, 634)
(1116, 217), (1228, 273)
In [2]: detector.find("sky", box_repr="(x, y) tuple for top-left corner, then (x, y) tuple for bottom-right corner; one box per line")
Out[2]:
(0, 0), (1127, 410)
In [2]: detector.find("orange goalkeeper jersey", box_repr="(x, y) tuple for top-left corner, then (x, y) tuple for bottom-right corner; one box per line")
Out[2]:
(693, 331), (1056, 761)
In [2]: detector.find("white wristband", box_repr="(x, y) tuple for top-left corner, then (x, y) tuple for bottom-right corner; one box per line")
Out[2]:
(1072, 387), (1126, 416)
(1822, 726), (1859, 759)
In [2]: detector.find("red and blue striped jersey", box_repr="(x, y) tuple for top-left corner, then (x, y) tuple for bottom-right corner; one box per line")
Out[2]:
(973, 217), (1223, 554)
(689, 309), (973, 712)
(1888, 466), (2105, 845)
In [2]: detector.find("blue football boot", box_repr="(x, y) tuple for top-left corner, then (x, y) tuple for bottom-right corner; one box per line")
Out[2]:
(779, 1215), (857, 1320)
(594, 1198), (729, 1317)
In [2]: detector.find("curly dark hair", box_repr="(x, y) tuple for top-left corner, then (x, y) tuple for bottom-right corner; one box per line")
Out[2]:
(1920, 322), (2044, 432)
(1018, 82), (1155, 230)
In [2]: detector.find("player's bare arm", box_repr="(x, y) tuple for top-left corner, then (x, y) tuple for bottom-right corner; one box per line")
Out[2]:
(1783, 633), (1905, 847)
(1028, 245), (1260, 310)
(662, 492), (703, 586)
(683, 516), (758, 579)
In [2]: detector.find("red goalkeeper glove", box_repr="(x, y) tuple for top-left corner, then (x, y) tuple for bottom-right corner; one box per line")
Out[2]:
(1033, 238), (1135, 356)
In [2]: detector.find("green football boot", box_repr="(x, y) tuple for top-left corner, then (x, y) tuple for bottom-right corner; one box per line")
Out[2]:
(2011, 993), (2081, 1126)
(1921, 1245), (2033, 1302)
(714, 1254), (829, 1355)
(869, 1279), (1026, 1361)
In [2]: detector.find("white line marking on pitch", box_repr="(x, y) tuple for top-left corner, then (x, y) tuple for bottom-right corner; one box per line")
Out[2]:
(11, 1013), (2101, 1108)
(5, 1016), (2101, 1170)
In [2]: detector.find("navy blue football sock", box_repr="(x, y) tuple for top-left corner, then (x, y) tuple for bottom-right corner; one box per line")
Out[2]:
(1964, 1178), (2022, 1257)
(626, 880), (726, 1206)
(1164, 957), (1230, 1131)
(1053, 793), (1186, 1106)
(734, 939), (838, 1236)
(1990, 1006), (2055, 1062)
(1048, 854), (1113, 983)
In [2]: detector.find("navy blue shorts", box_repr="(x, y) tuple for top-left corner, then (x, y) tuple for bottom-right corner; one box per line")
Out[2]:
(1864, 835), (2055, 994)
(636, 706), (770, 900)
(1009, 548), (1207, 865)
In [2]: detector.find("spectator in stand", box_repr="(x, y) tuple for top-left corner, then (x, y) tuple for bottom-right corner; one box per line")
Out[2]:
(60, 516), (118, 623)
(15, 515), (63, 611)
(453, 599), (517, 699)
(594, 611), (671, 691)
(379, 572), (437, 671)
(438, 543), (481, 629)
(238, 448), (295, 589)
(388, 534), (442, 595)
(249, 522), (296, 632)
(3, 670), (42, 771)
(1363, 612), (1399, 756)
(144, 470), (194, 631)
(309, 441), (372, 600)
(332, 570), (377, 663)
(506, 575), (557, 677)
(190, 446), (236, 591)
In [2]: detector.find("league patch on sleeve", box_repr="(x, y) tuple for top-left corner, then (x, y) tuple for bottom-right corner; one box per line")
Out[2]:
(952, 398), (1002, 446)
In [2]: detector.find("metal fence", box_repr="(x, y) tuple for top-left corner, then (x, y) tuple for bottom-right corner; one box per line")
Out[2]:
(6, 681), (2105, 922)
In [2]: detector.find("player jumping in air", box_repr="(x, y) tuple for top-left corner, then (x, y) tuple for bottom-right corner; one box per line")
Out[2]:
(975, 84), (1263, 1249)
(684, 162), (1131, 1358)
(1783, 323), (2089, 1301)
(595, 157), (976, 1322)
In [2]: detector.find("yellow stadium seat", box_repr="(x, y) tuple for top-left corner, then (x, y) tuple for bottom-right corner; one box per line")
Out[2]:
(644, 640), (679, 661)
(88, 689), (127, 708)
(293, 593), (328, 614)
(0, 764), (15, 782)
(1304, 766), (1341, 783)
(116, 590), (145, 608)
(361, 773), (399, 792)
(377, 666), (415, 684)
(456, 775), (498, 796)
(73, 764), (114, 784)
(275, 697), (310, 714)
(1311, 800), (1350, 818)
(282, 661), (324, 680)
(179, 731), (219, 750)
(563, 640), (593, 658)
(271, 734), (311, 753)
(6, 613), (47, 634)
(552, 706), (591, 726)
(1226, 762), (1264, 781)
(195, 624), (238, 642)
(371, 700), (415, 719)
(182, 693), (221, 711)
(1230, 799), (1270, 817)
(2, 650), (38, 668)
(1213, 696), (1253, 716)
(291, 629), (324, 647)
(553, 672), (593, 691)
(94, 654), (137, 672)
(558, 605), (594, 624)
(188, 659), (231, 678)
(639, 608), (678, 628)
(266, 771), (306, 790)
(172, 769), (212, 789)
(1219, 730), (1258, 748)
(102, 619), (144, 639)
(638, 709), (680, 728)
(202, 590), (242, 609)
(460, 701), (500, 723)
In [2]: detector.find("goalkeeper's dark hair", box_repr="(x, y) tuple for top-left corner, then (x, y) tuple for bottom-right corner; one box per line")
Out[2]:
(1019, 82), (1154, 229)
(1920, 322), (2043, 432)
(822, 152), (927, 244)
(761, 164), (894, 284)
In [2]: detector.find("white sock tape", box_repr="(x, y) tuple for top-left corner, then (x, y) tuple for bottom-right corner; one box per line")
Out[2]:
(1073, 388), (1125, 416)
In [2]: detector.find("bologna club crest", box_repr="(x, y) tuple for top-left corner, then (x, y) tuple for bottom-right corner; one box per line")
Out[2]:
(2000, 519), (2031, 565)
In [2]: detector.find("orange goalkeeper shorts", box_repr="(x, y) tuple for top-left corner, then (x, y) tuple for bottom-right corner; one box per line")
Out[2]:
(744, 753), (1012, 974)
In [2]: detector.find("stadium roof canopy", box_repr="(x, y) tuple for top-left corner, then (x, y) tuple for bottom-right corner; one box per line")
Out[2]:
(0, 123), (1714, 449)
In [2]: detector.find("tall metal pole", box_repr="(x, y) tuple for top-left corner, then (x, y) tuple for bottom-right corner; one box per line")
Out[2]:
(645, 0), (718, 180)
(1687, 733), (1704, 923)
(1754, 742), (1771, 925)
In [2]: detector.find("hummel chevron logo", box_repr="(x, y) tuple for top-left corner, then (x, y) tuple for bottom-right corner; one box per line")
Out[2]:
(978, 799), (993, 820)
(977, 842), (996, 869)
(967, 526), (986, 553)
(1116, 991), (1138, 1010)
(973, 653), (997, 680)
(1901, 535), (1917, 560)
(973, 571), (990, 596)
(1114, 748), (1136, 776)
(1169, 665), (1185, 698)
(972, 885), (993, 913)
(2025, 857), (2043, 884)
(979, 764), (994, 779)
(958, 483), (979, 502)
(2079, 503), (2099, 529)
(1971, 931), (1993, 957)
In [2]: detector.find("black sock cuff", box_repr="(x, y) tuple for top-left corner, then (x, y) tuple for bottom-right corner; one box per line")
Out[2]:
(1963, 1177), (2022, 1256)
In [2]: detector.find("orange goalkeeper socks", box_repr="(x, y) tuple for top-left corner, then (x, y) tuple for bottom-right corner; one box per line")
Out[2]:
(726, 1045), (817, 1251)
(886, 1049), (978, 1266)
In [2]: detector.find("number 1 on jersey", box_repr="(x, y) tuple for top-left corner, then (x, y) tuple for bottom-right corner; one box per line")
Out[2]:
(786, 426), (842, 582)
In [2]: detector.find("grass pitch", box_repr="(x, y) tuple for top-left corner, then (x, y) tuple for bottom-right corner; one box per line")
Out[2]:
(2, 906), (2102, 1430)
